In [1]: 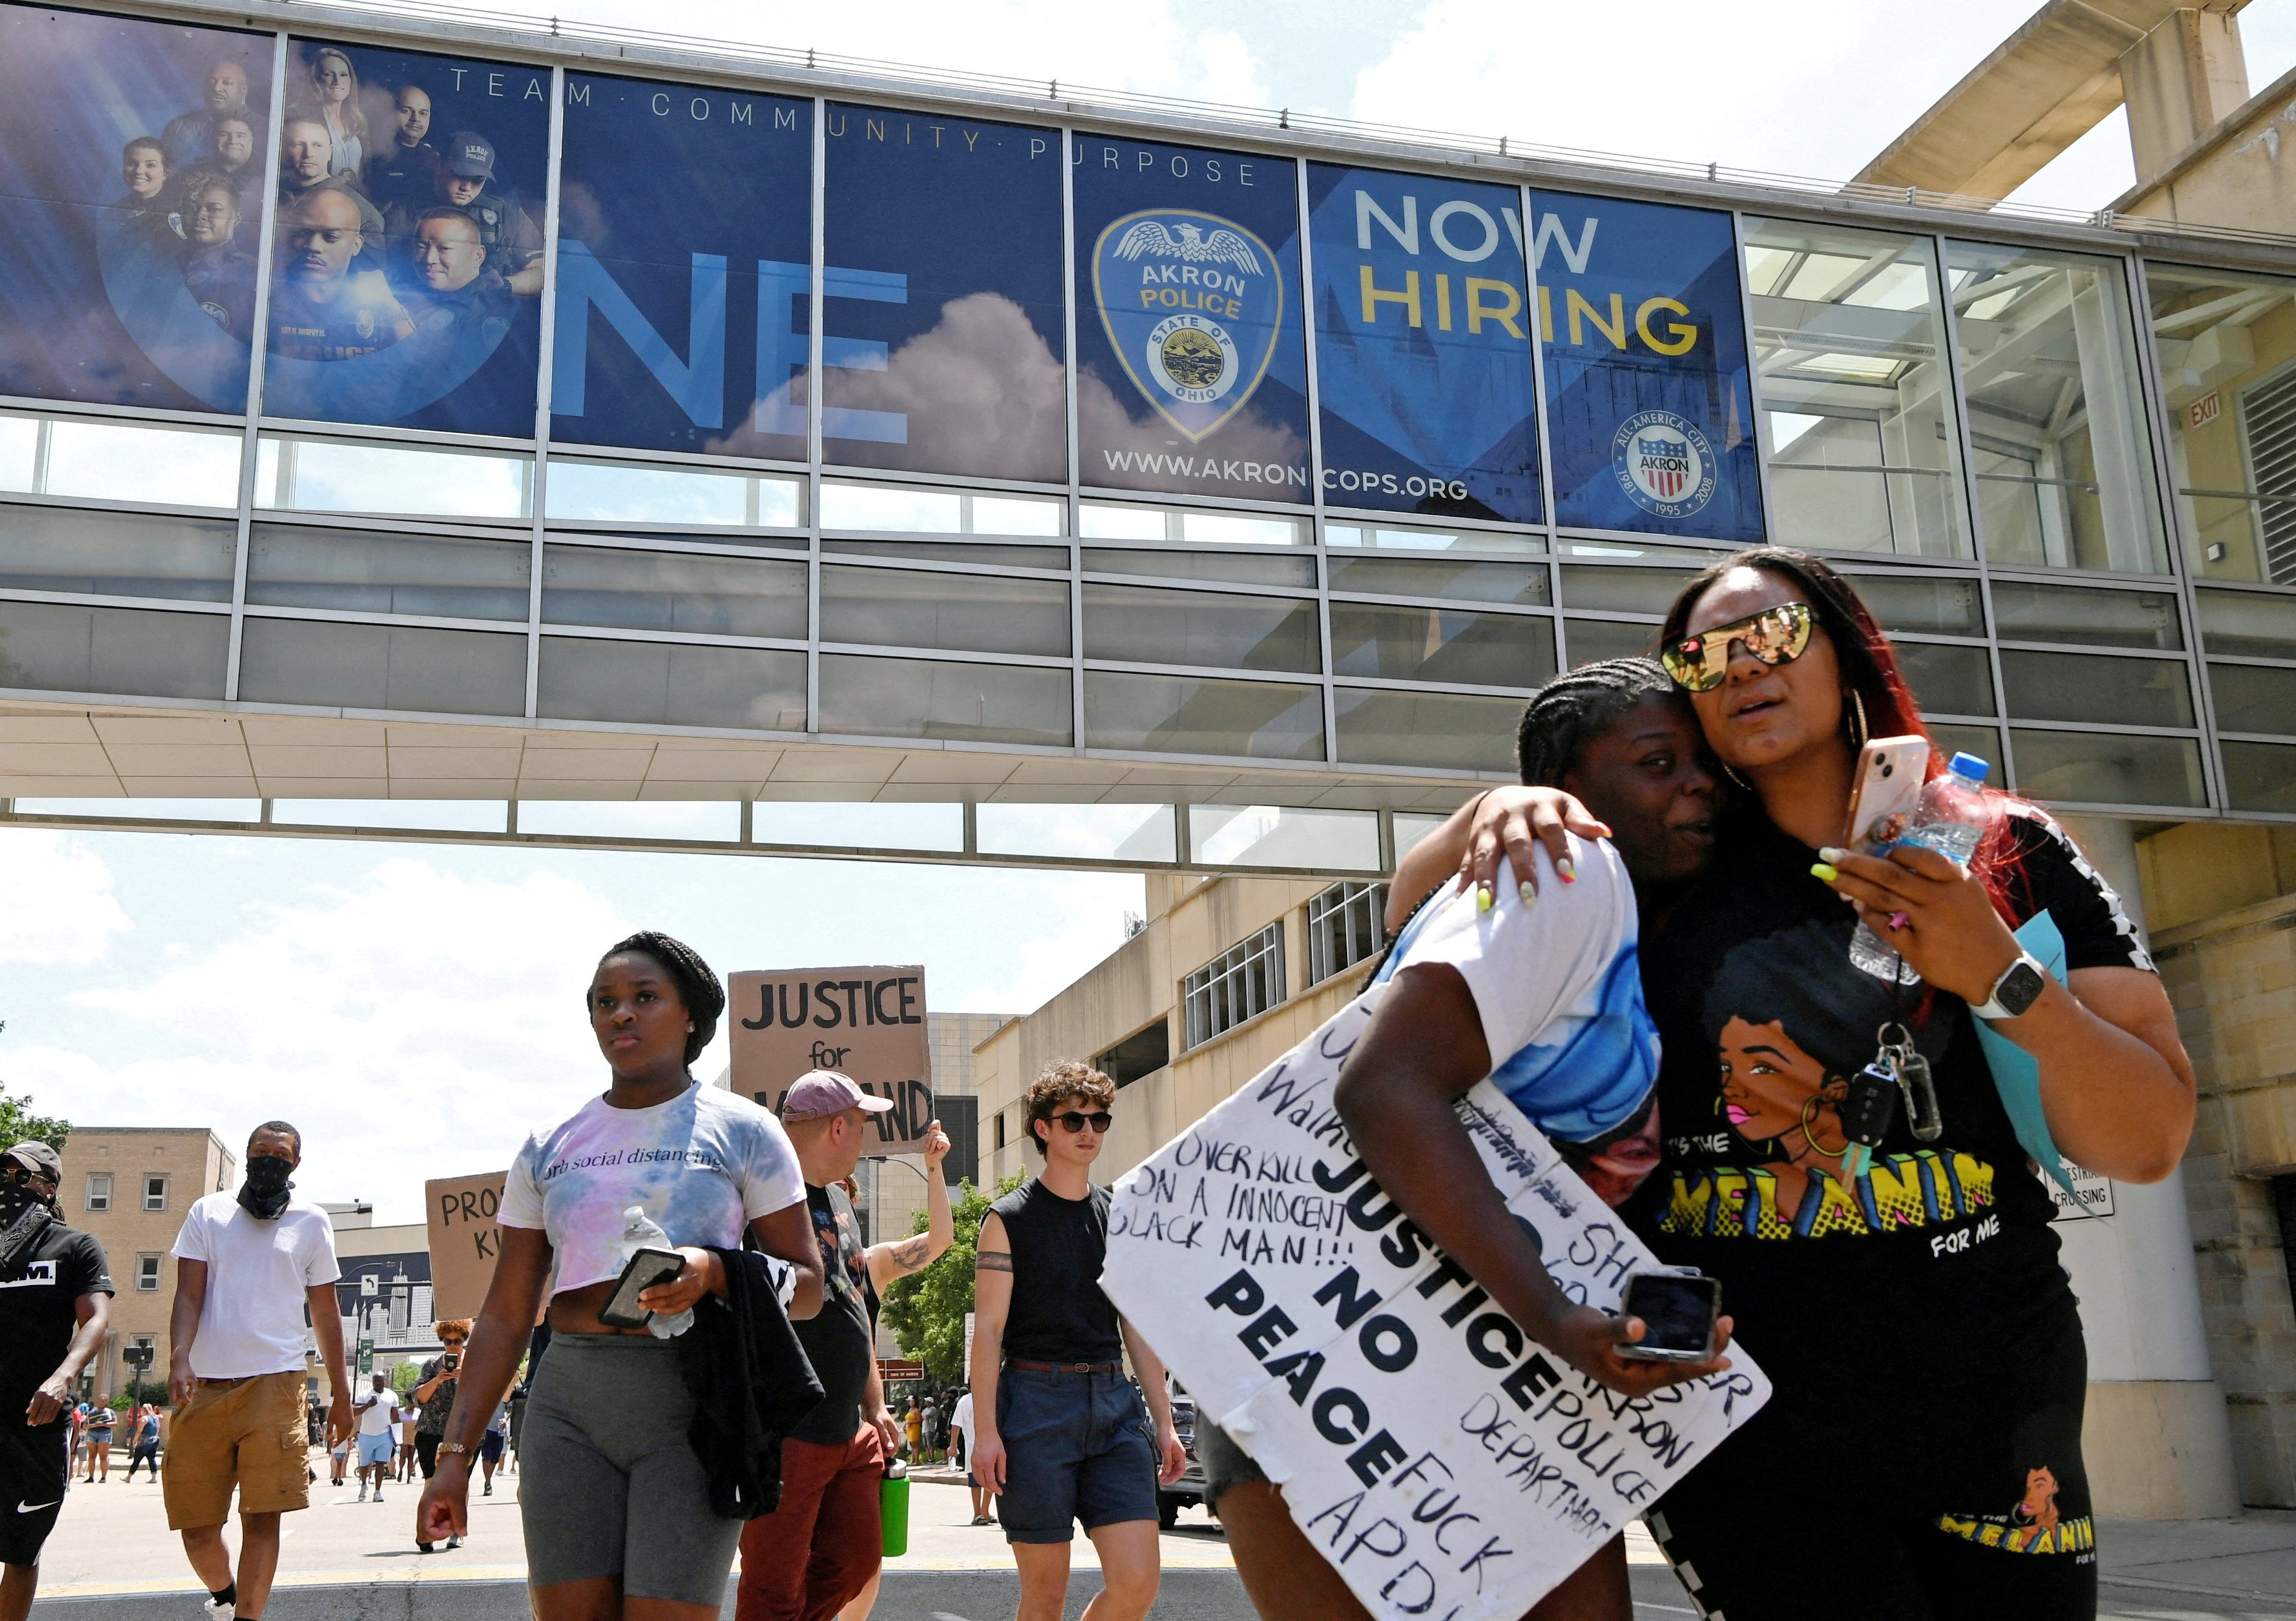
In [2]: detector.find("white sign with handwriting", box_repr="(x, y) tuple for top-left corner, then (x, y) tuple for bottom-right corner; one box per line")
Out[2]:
(1101, 996), (1769, 1621)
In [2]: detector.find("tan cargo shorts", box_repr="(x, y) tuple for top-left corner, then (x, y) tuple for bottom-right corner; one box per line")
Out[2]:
(161, 1370), (311, 1530)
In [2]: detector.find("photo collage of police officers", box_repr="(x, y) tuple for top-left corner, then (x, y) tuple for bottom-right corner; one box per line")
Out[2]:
(110, 40), (546, 379)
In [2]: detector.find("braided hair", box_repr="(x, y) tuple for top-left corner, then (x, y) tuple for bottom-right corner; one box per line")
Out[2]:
(1515, 657), (1676, 787)
(596, 931), (724, 1065)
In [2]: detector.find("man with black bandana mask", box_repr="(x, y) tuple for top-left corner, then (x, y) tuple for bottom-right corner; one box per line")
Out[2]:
(0, 1142), (111, 1621)
(164, 1123), (349, 1621)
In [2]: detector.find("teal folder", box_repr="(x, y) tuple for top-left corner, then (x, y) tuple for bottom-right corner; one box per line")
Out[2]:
(1972, 911), (2081, 1201)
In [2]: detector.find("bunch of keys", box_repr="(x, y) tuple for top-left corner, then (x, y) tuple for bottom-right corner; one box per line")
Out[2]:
(1837, 1021), (1944, 1179)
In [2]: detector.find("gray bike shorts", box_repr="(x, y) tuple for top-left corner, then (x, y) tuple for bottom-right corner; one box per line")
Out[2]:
(518, 1331), (742, 1605)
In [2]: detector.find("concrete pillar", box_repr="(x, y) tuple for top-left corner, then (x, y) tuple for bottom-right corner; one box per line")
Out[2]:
(2056, 813), (2241, 1518)
(2121, 7), (2250, 185)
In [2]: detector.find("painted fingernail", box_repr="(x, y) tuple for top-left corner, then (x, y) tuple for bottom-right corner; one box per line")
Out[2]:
(1520, 881), (1535, 906)
(1888, 912), (1910, 930)
(1818, 847), (1848, 864)
(1810, 862), (1839, 882)
(1476, 885), (1493, 912)
(1556, 856), (1576, 883)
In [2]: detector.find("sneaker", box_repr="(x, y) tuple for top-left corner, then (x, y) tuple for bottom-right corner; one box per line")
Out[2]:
(483, 1482), (492, 1496)
(447, 1535), (462, 1550)
(373, 1488), (383, 1503)
(357, 1483), (367, 1502)
(417, 1541), (433, 1554)
(203, 1600), (234, 1619)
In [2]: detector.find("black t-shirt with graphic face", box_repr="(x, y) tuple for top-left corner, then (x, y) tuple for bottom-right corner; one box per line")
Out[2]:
(0, 1220), (112, 1421)
(790, 1181), (873, 1446)
(1631, 805), (2149, 1393)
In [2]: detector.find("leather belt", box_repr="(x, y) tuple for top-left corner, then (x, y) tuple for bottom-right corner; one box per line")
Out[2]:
(196, 1374), (269, 1388)
(1004, 1359), (1123, 1374)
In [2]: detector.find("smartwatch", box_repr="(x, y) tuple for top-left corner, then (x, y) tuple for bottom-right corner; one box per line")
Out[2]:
(1972, 951), (2048, 1021)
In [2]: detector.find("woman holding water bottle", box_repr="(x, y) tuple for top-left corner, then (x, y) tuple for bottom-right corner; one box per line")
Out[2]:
(413, 931), (824, 1621)
(1416, 547), (2196, 1620)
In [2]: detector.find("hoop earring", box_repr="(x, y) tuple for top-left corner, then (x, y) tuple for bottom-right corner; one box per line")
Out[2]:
(1799, 1096), (1848, 1158)
(1846, 689), (1869, 751)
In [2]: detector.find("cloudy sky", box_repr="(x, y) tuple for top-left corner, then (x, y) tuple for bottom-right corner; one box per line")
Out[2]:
(19, 0), (2296, 1222)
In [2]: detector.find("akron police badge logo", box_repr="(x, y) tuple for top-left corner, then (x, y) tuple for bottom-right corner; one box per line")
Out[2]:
(1093, 209), (1282, 442)
(1613, 410), (1717, 519)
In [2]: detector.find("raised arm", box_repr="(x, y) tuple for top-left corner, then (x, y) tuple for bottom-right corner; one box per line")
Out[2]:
(966, 1211), (1014, 1494)
(1386, 788), (1610, 935)
(865, 1121), (954, 1293)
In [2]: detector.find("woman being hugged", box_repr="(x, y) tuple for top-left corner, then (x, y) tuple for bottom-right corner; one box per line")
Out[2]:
(416, 931), (823, 1621)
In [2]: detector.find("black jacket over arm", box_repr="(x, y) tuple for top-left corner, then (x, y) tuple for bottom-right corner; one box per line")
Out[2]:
(678, 1247), (825, 1519)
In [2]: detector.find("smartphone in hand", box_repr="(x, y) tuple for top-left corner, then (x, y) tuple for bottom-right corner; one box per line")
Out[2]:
(1617, 1269), (1722, 1363)
(598, 1247), (686, 1330)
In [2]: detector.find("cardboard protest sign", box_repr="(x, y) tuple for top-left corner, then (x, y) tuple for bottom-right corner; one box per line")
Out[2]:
(1101, 995), (1770, 1620)
(425, 1170), (509, 1321)
(729, 967), (933, 1149)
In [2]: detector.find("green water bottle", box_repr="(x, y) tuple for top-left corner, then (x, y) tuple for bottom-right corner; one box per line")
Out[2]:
(881, 1458), (910, 1558)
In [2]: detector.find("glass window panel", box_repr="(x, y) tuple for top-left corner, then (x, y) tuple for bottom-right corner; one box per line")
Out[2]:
(1082, 584), (1320, 673)
(1394, 811), (1453, 858)
(1083, 671), (1324, 760)
(1895, 641), (1995, 716)
(1949, 241), (2168, 574)
(33, 419), (243, 509)
(2208, 662), (2296, 736)
(1562, 618), (1659, 667)
(977, 804), (1178, 863)
(820, 481), (1064, 536)
(0, 418), (35, 490)
(820, 565), (1070, 657)
(240, 618), (524, 715)
(2010, 728), (2205, 807)
(1839, 572), (1986, 636)
(825, 539), (1068, 571)
(1557, 539), (1725, 565)
(542, 546), (806, 639)
(274, 800), (508, 832)
(751, 802), (964, 852)
(515, 802), (741, 842)
(256, 436), (531, 520)
(1325, 522), (1541, 555)
(2222, 740), (2296, 814)
(1744, 219), (1970, 559)
(1989, 580), (2182, 649)
(0, 602), (225, 700)
(1328, 604), (1555, 688)
(247, 525), (529, 620)
(1998, 649), (2194, 729)
(2144, 264), (2296, 585)
(1190, 806), (1380, 872)
(0, 506), (235, 602)
(545, 459), (803, 528)
(2195, 587), (2296, 658)
(537, 637), (805, 730)
(1083, 548), (1317, 589)
(1558, 564), (1697, 615)
(1327, 556), (1550, 606)
(1080, 502), (1308, 545)
(1334, 688), (1522, 773)
(818, 653), (1072, 746)
(18, 797), (259, 822)
(1925, 723), (2001, 775)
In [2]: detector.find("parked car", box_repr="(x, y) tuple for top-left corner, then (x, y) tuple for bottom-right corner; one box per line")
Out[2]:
(1157, 1378), (1211, 1529)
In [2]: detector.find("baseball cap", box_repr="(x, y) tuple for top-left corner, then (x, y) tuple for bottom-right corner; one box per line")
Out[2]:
(781, 1071), (893, 1122)
(442, 131), (495, 179)
(4, 1141), (61, 1182)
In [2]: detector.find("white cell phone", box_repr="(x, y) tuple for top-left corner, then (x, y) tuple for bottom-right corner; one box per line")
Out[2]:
(1843, 735), (1930, 853)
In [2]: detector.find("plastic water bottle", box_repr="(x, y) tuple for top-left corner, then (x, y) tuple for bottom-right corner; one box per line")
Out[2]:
(619, 1205), (694, 1339)
(1848, 753), (1992, 982)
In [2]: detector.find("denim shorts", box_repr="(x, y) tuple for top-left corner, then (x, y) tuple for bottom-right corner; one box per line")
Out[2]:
(994, 1367), (1159, 1544)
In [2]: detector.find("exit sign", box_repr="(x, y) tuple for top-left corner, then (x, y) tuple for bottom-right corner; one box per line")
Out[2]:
(2191, 391), (2222, 429)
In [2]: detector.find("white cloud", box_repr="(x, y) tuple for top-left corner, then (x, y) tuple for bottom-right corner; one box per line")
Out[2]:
(951, 873), (1140, 1015)
(0, 832), (130, 966)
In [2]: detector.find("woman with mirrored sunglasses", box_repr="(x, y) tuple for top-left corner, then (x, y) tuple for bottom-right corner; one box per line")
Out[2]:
(1421, 546), (2195, 1620)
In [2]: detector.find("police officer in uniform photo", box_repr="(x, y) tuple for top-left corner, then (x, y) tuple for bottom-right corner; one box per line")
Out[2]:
(0, 1142), (113, 1621)
(176, 168), (256, 340)
(160, 58), (250, 170)
(384, 131), (543, 296)
(365, 83), (439, 215)
(270, 187), (413, 361)
(277, 114), (385, 270)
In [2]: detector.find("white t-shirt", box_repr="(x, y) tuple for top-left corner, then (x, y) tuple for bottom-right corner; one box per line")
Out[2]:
(951, 1392), (974, 1435)
(500, 1082), (806, 1292)
(1372, 833), (1659, 1144)
(355, 1386), (399, 1437)
(170, 1192), (342, 1378)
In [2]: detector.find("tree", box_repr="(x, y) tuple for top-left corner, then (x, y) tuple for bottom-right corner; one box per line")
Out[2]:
(0, 1077), (68, 1152)
(879, 1169), (1028, 1384)
(391, 1359), (421, 1398)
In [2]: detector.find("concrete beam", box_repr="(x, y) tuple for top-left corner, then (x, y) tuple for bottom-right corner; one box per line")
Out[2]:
(1856, 1), (2250, 201)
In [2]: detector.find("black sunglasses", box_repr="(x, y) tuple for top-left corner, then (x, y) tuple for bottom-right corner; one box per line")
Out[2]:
(1052, 1110), (1113, 1133)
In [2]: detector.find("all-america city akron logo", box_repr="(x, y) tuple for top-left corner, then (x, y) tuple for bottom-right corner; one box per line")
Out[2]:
(1093, 209), (1283, 443)
(1612, 409), (1718, 519)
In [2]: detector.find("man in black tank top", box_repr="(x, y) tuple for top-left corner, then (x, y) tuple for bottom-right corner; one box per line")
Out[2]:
(971, 1063), (1185, 1621)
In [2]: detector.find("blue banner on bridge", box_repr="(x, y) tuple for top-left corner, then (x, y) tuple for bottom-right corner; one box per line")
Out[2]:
(1308, 163), (1542, 525)
(1530, 190), (1762, 542)
(550, 73), (814, 461)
